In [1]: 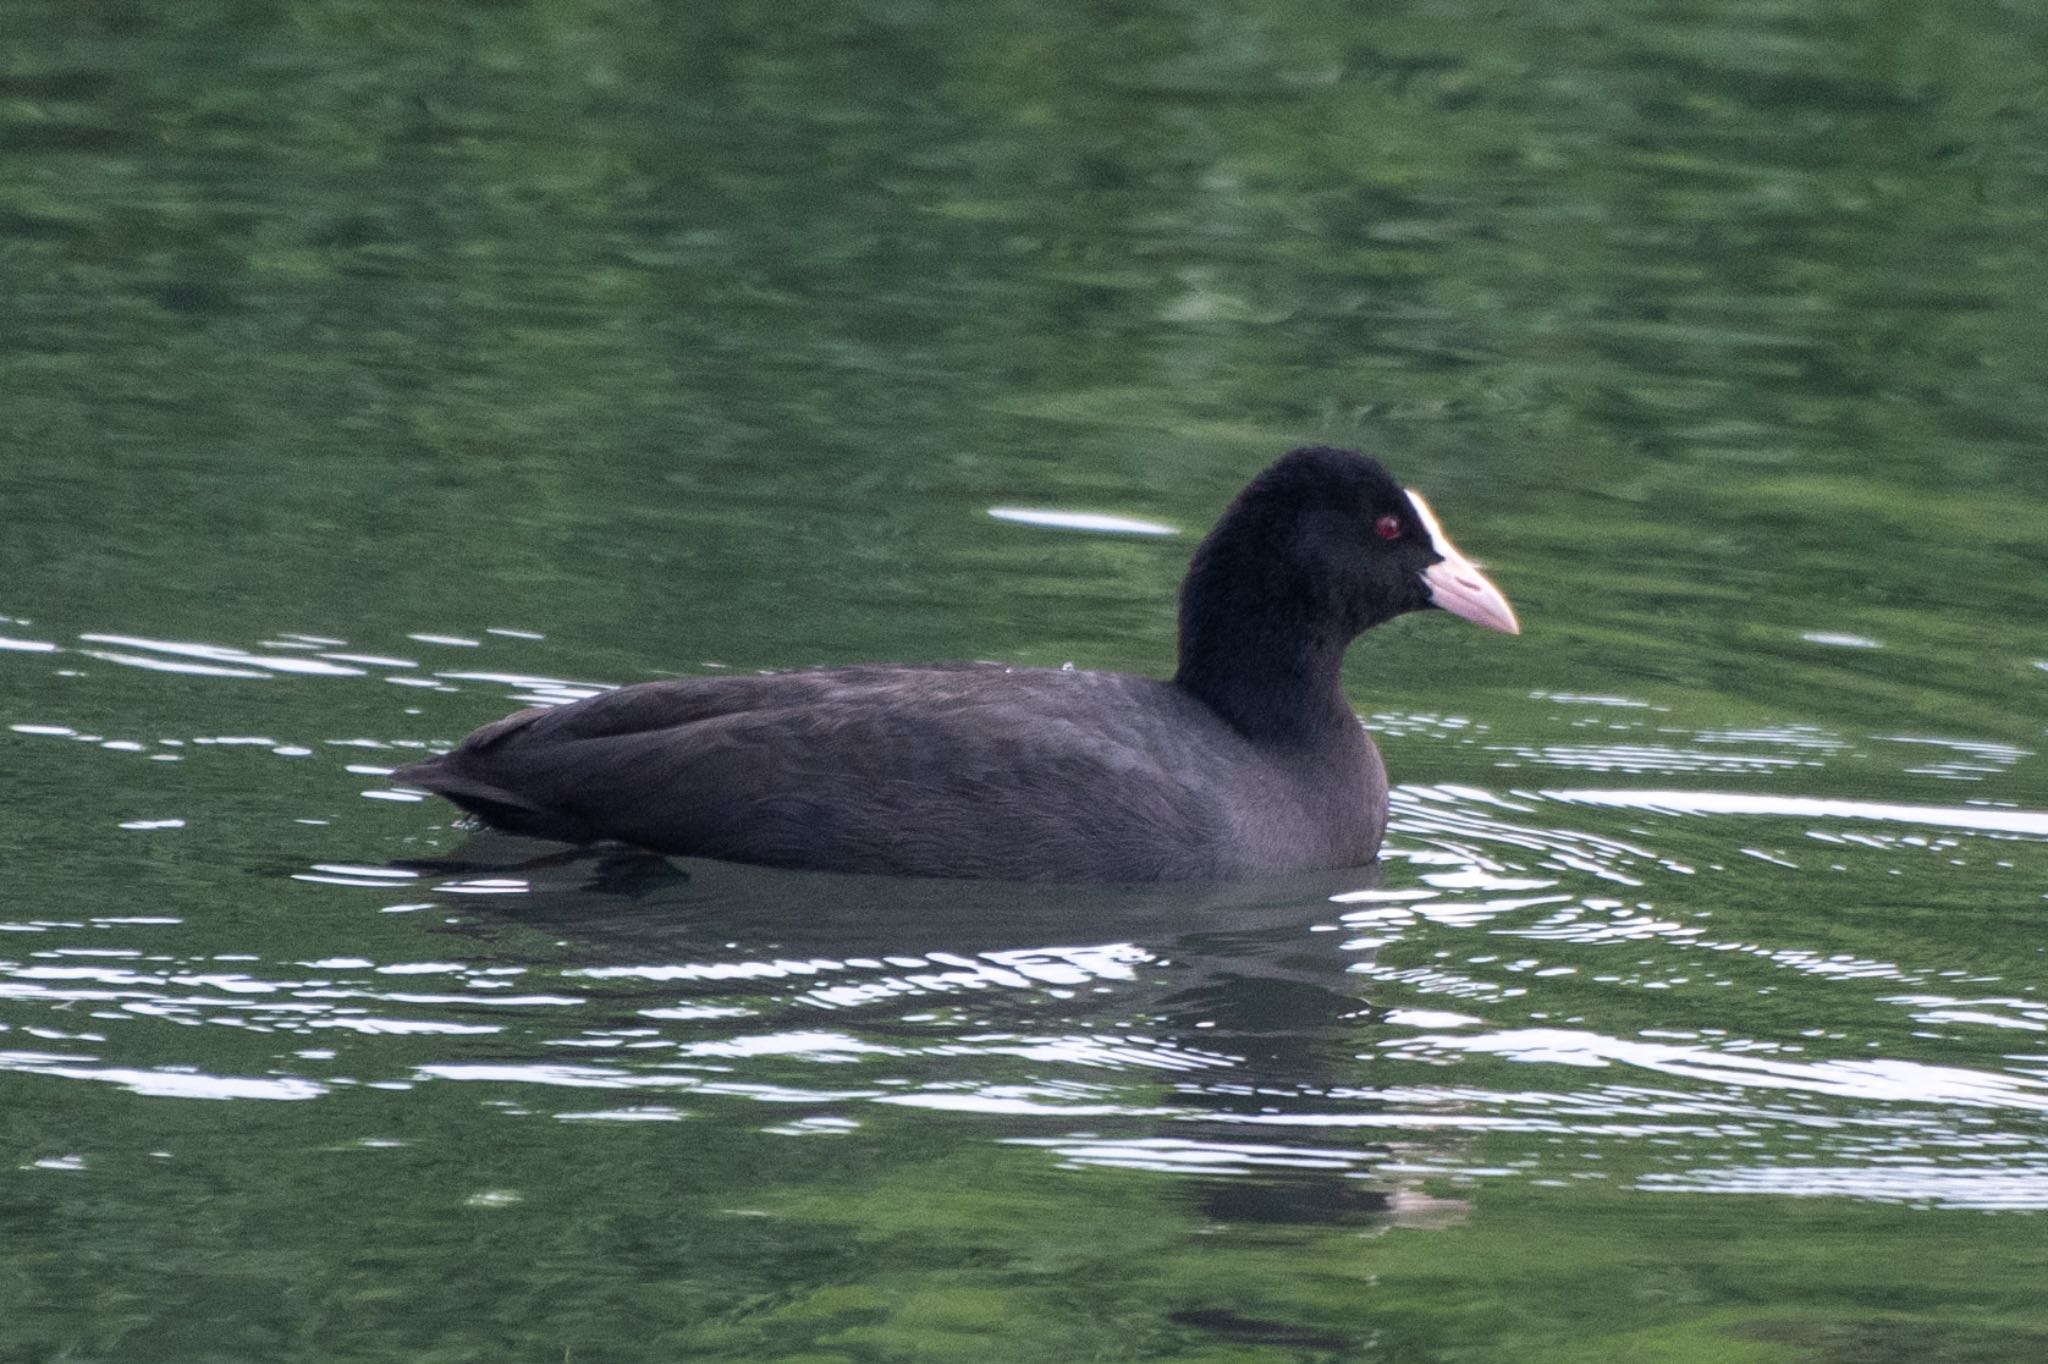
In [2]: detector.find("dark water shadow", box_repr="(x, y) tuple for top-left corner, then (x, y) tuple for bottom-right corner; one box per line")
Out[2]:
(395, 832), (1382, 970)
(392, 837), (1432, 1231)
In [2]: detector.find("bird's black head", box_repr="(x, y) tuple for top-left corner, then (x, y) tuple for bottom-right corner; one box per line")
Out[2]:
(1185, 444), (1519, 644)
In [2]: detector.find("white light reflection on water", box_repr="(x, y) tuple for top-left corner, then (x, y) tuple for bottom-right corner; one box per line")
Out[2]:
(434, 672), (611, 707)
(680, 1031), (903, 1060)
(986, 507), (1178, 536)
(1544, 789), (2048, 838)
(1472, 722), (1854, 778)
(570, 941), (1155, 1012)
(1008, 1136), (1371, 1176)
(79, 634), (368, 677)
(1391, 785), (1673, 886)
(0, 1055), (326, 1100)
(1885, 995), (2048, 1032)
(10, 627), (612, 734)
(1486, 743), (1827, 776)
(1377, 1027), (2048, 1111)
(954, 1033), (1243, 1073)
(1873, 734), (2035, 782)
(0, 953), (579, 1053)
(292, 863), (422, 889)
(414, 1062), (701, 1089)
(1638, 1165), (2048, 1210)
(879, 1090), (1168, 1117)
(556, 1105), (687, 1123)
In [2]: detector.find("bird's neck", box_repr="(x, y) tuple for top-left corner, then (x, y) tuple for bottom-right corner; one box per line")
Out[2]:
(1172, 574), (1360, 748)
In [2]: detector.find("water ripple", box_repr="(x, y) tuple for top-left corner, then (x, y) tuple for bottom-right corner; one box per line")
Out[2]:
(1544, 788), (2048, 837)
(5, 624), (2046, 1215)
(1379, 1027), (2048, 1111)
(1639, 1164), (2048, 1211)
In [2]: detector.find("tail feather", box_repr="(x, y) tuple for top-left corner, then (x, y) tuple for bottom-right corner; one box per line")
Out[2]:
(392, 757), (599, 844)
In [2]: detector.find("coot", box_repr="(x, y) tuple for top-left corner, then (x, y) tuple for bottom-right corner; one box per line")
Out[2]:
(394, 446), (1518, 881)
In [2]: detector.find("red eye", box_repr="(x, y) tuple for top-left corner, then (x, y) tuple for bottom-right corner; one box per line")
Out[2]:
(1375, 514), (1402, 540)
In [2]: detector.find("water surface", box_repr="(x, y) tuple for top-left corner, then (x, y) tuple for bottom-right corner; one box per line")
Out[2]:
(5, 1), (2047, 1359)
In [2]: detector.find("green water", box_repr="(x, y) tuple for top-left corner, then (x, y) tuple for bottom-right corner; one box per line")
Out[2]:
(5, 1), (2047, 1359)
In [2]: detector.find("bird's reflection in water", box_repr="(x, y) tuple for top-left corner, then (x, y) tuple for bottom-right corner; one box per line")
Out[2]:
(396, 836), (1468, 1235)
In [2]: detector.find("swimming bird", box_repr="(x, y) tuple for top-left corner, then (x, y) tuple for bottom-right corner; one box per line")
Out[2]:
(394, 445), (1519, 882)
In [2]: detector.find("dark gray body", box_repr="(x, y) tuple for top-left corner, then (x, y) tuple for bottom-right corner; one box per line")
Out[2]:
(394, 663), (1387, 883)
